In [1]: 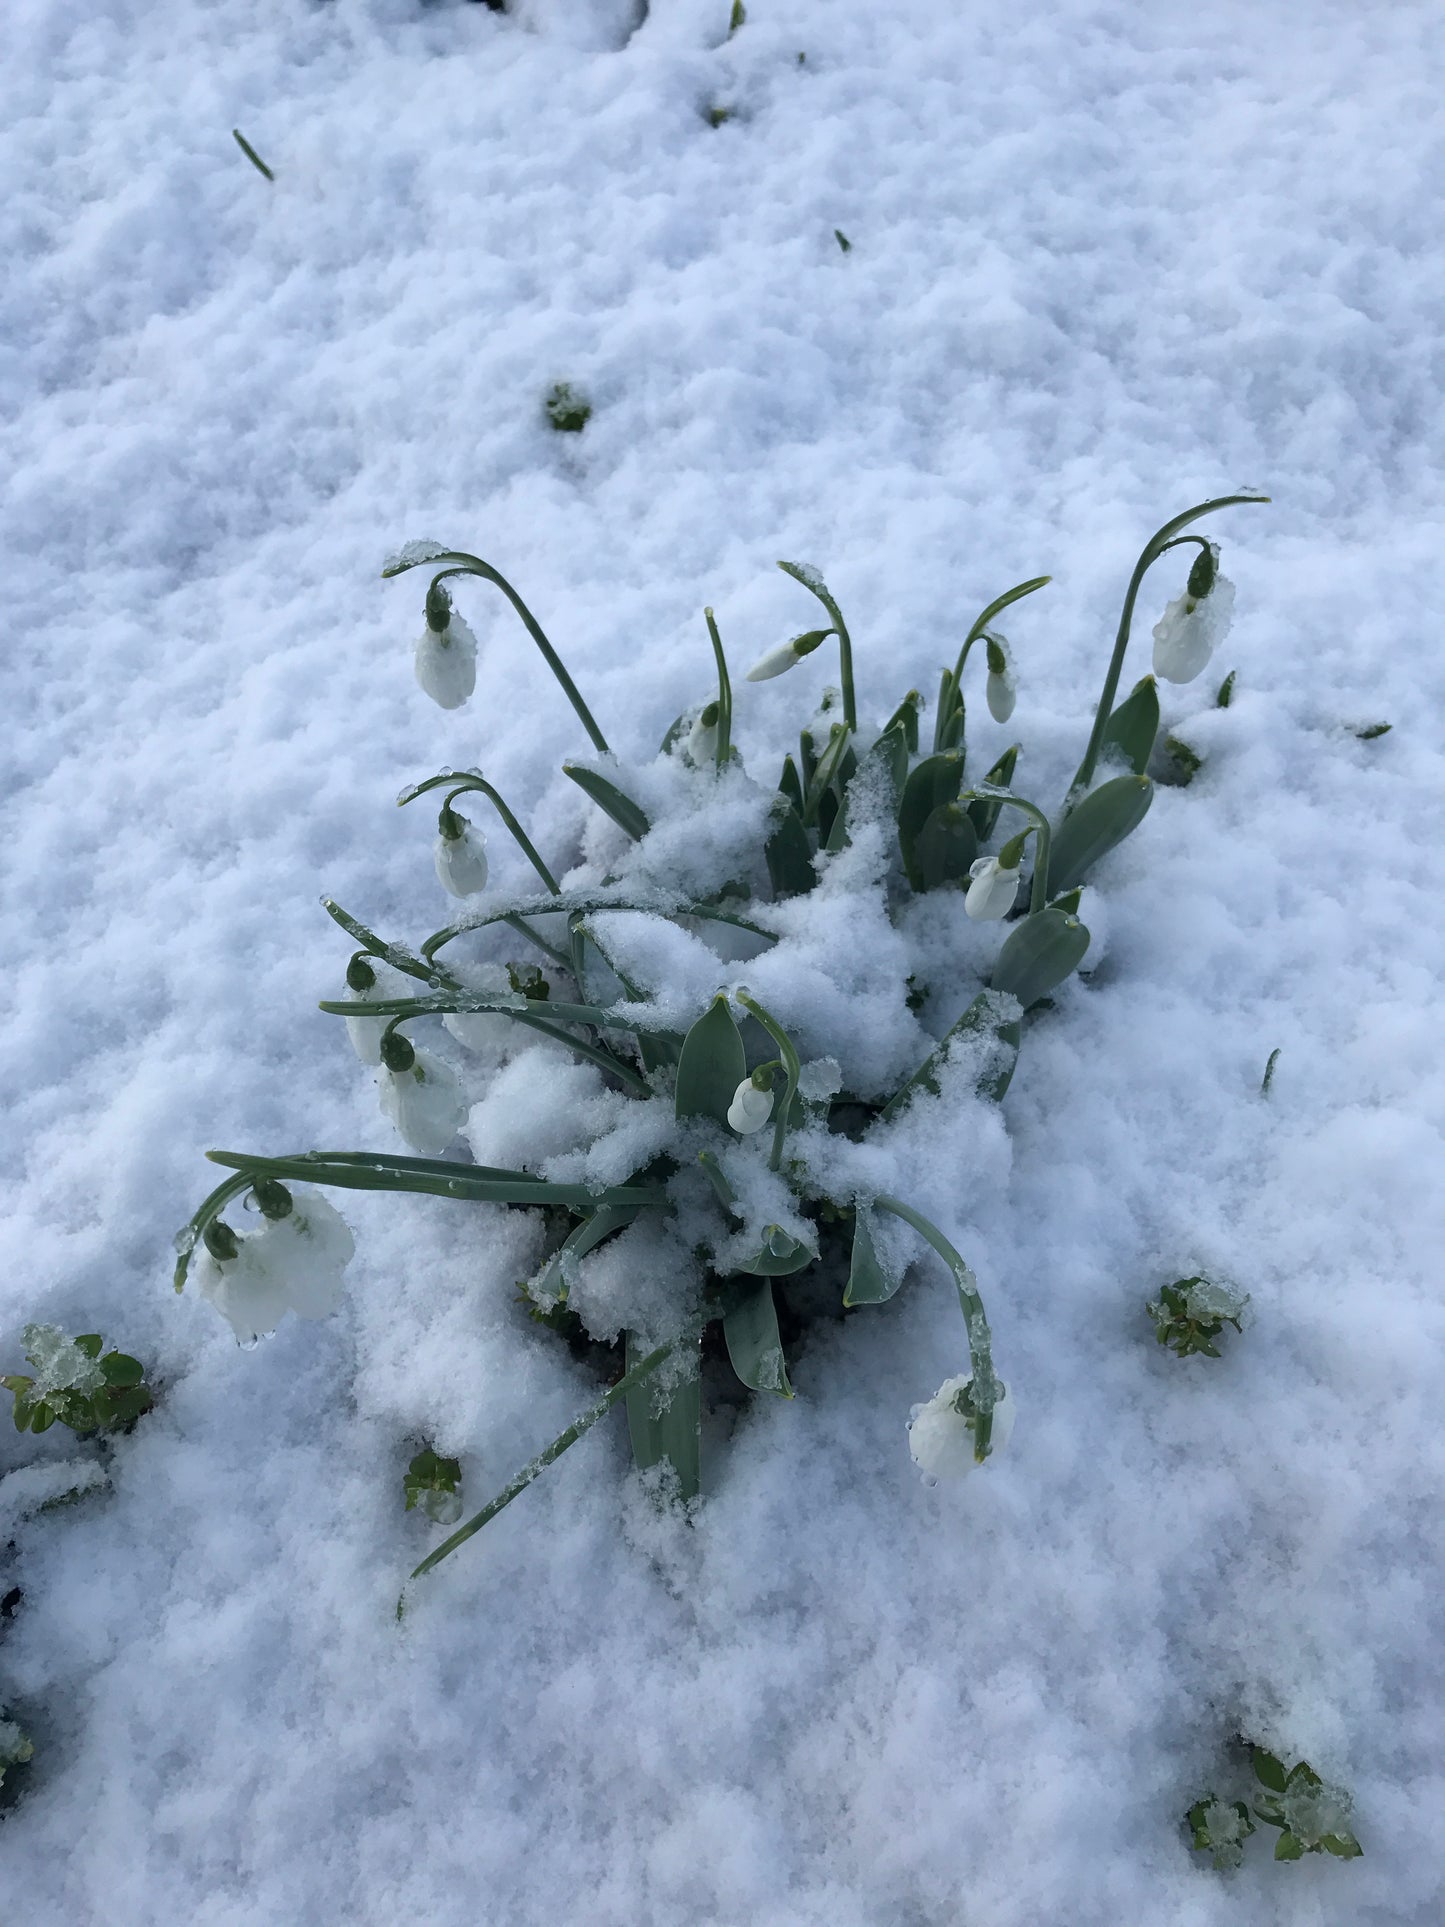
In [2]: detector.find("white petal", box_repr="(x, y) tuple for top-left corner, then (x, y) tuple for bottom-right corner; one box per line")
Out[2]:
(434, 821), (489, 898)
(985, 669), (1017, 724)
(261, 1194), (355, 1321)
(195, 1245), (291, 1345)
(726, 1081), (774, 1133)
(908, 1377), (1014, 1481)
(414, 616), (478, 709)
(379, 1051), (468, 1154)
(343, 982), (390, 1066)
(964, 858), (1019, 920)
(745, 641), (802, 682)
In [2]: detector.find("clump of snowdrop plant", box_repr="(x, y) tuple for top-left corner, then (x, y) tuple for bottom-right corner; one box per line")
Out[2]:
(1148, 1275), (1250, 1358)
(2, 1327), (151, 1436)
(176, 496), (1266, 1592)
(1187, 1744), (1362, 1868)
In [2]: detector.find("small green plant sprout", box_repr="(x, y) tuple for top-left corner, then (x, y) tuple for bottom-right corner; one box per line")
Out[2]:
(1249, 1748), (1363, 1860)
(834, 228), (852, 252)
(1261, 1046), (1282, 1095)
(0, 1717), (33, 1791)
(728, 0), (746, 33)
(1186, 1793), (1255, 1870)
(543, 382), (591, 433)
(1215, 668), (1236, 707)
(1151, 732), (1203, 788)
(1147, 1276), (1249, 1359)
(2, 1327), (151, 1436)
(1352, 721), (1391, 741)
(705, 103), (735, 127)
(404, 1449), (463, 1527)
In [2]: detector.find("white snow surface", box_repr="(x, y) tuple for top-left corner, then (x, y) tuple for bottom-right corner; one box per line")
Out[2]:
(3, 0), (1443, 1919)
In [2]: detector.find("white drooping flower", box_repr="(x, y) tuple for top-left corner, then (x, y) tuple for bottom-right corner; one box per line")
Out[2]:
(258, 1194), (356, 1321)
(1151, 558), (1236, 685)
(194, 1190), (356, 1343)
(745, 629), (828, 683)
(414, 610), (478, 709)
(343, 969), (390, 1066)
(727, 1078), (774, 1134)
(908, 1375), (1014, 1481)
(434, 810), (489, 898)
(964, 852), (1021, 920)
(684, 704), (720, 768)
(984, 634), (1017, 723)
(378, 1048), (467, 1154)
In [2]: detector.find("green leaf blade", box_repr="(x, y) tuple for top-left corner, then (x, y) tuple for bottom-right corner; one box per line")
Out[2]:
(674, 995), (747, 1126)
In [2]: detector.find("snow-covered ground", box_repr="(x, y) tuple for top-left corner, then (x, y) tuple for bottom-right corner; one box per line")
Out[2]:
(3, 1), (1443, 1919)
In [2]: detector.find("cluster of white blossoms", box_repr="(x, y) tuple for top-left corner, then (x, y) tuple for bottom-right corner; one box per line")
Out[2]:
(907, 1375), (1014, 1481)
(195, 1191), (355, 1345)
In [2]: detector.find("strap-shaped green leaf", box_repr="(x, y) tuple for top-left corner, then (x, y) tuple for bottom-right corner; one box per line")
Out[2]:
(843, 1207), (902, 1305)
(1048, 774), (1152, 895)
(915, 803), (979, 891)
(966, 744), (1018, 841)
(530, 1201), (641, 1303)
(625, 1331), (701, 1499)
(562, 763), (652, 843)
(1101, 675), (1160, 775)
(765, 799), (816, 898)
(674, 995), (746, 1125)
(730, 1224), (817, 1276)
(722, 1281), (793, 1395)
(991, 907), (1090, 1010)
(878, 987), (1021, 1121)
(778, 753), (805, 814)
(898, 752), (963, 888)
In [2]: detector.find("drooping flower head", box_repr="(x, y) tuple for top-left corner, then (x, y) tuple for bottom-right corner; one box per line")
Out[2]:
(434, 805), (489, 899)
(377, 1033), (467, 1155)
(1152, 543), (1236, 684)
(984, 633), (1017, 723)
(745, 628), (831, 683)
(727, 1074), (775, 1135)
(193, 1185), (354, 1344)
(414, 581), (478, 710)
(964, 828), (1030, 921)
(908, 1375), (1014, 1481)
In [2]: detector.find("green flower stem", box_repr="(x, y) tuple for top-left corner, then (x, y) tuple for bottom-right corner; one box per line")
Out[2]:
(872, 1194), (999, 1460)
(398, 771), (561, 895)
(421, 891), (781, 965)
(204, 1149), (664, 1212)
(324, 897), (457, 988)
(173, 1171), (256, 1291)
(958, 786), (1053, 911)
(937, 576), (1052, 753)
(384, 549), (610, 754)
(780, 563), (856, 733)
(704, 607), (733, 768)
(734, 991), (801, 1172)
(404, 1341), (674, 1589)
(1069, 494), (1269, 803)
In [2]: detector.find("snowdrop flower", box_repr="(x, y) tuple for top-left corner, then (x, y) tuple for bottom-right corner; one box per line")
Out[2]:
(984, 633), (1017, 723)
(684, 701), (721, 769)
(727, 1076), (774, 1134)
(342, 954), (389, 1066)
(194, 1187), (356, 1343)
(908, 1375), (1014, 1481)
(378, 1036), (467, 1154)
(1151, 544), (1236, 684)
(963, 831), (1027, 920)
(434, 806), (489, 899)
(745, 628), (830, 683)
(414, 584), (478, 710)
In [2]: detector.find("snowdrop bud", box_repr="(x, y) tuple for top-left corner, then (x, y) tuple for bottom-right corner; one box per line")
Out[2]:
(343, 961), (389, 1067)
(727, 1077), (774, 1134)
(378, 1048), (467, 1155)
(745, 628), (830, 683)
(414, 590), (479, 710)
(1151, 550), (1236, 685)
(434, 806), (489, 899)
(984, 634), (1017, 724)
(964, 850), (1021, 920)
(908, 1376), (1014, 1481)
(685, 701), (721, 768)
